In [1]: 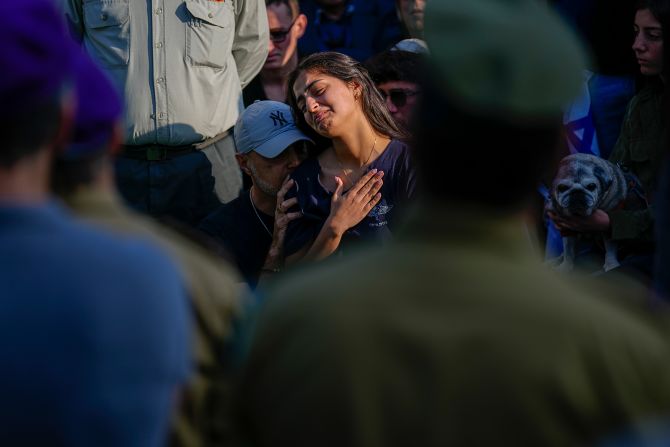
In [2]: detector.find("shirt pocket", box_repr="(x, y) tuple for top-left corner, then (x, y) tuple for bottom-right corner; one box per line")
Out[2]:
(185, 0), (234, 69)
(83, 0), (130, 68)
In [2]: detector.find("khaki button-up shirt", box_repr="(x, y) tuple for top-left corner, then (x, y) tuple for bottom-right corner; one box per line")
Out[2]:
(62, 0), (268, 146)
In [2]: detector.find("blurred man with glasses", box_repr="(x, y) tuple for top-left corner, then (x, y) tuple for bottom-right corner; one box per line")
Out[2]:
(396, 0), (426, 39)
(243, 0), (308, 106)
(366, 49), (425, 132)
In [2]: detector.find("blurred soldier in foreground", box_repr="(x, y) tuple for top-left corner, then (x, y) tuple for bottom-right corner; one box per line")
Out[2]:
(51, 50), (247, 447)
(0, 2), (191, 445)
(239, 0), (670, 445)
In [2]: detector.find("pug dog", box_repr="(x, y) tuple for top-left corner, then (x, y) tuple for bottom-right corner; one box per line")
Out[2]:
(546, 153), (627, 272)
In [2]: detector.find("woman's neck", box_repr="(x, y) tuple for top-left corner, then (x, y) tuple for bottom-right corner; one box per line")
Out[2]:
(332, 122), (388, 167)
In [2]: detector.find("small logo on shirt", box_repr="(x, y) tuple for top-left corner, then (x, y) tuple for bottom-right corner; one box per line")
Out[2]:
(269, 111), (288, 127)
(367, 201), (392, 228)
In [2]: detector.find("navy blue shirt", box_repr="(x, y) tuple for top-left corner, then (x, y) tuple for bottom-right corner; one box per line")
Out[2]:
(199, 190), (274, 288)
(285, 139), (415, 257)
(298, 0), (402, 62)
(0, 202), (190, 446)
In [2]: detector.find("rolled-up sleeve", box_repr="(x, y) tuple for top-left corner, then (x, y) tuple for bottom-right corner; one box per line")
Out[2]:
(233, 0), (269, 88)
(607, 93), (656, 243)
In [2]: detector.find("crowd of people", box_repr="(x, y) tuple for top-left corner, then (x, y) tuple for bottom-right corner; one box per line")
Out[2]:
(4, 0), (670, 445)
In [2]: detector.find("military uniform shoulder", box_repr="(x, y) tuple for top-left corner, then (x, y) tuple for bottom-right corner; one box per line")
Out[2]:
(629, 83), (663, 107)
(146, 217), (242, 287)
(152, 220), (243, 324)
(267, 242), (669, 344)
(260, 245), (410, 333)
(60, 216), (185, 299)
(80, 202), (243, 331)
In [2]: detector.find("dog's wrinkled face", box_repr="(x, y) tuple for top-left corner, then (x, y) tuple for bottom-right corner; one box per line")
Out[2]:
(553, 161), (608, 217)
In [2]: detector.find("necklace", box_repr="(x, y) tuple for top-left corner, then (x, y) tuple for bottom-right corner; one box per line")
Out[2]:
(334, 135), (378, 187)
(249, 189), (273, 238)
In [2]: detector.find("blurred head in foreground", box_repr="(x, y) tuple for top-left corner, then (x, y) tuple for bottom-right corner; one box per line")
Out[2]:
(0, 0), (79, 185)
(415, 0), (586, 213)
(51, 52), (123, 195)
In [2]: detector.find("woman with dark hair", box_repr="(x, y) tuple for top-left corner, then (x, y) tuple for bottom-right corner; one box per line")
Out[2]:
(283, 51), (415, 262)
(551, 0), (669, 278)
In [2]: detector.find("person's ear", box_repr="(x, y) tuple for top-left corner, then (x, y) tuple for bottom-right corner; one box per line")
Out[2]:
(236, 153), (252, 176)
(351, 82), (363, 101)
(294, 14), (308, 39)
(49, 89), (76, 156)
(108, 121), (124, 157)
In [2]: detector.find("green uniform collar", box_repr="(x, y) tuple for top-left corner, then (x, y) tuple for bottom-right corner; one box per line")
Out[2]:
(62, 187), (130, 220)
(399, 199), (539, 261)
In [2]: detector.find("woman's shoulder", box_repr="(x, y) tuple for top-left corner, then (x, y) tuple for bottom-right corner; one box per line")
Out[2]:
(629, 82), (663, 110)
(621, 83), (664, 135)
(374, 139), (413, 170)
(386, 138), (411, 153)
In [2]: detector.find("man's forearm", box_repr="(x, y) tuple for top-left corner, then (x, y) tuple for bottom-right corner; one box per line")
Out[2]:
(261, 243), (284, 272)
(232, 0), (268, 88)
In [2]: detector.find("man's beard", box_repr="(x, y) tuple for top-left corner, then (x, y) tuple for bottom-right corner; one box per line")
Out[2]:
(248, 162), (280, 196)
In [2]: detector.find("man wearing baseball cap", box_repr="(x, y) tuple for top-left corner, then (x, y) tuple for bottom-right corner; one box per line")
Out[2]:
(0, 1), (191, 445)
(239, 0), (670, 445)
(199, 100), (312, 288)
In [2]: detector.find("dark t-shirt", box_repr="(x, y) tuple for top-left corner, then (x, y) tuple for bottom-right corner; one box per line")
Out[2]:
(199, 191), (273, 288)
(285, 139), (415, 257)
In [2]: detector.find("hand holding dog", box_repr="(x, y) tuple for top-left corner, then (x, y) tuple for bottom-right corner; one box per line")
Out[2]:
(548, 209), (610, 233)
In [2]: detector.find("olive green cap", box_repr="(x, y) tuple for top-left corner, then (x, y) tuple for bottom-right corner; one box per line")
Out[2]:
(424, 0), (588, 117)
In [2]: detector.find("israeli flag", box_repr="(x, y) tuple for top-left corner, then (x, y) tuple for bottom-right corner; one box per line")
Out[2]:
(564, 71), (600, 156)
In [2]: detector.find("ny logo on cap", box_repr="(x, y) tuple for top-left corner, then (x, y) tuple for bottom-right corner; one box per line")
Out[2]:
(270, 111), (288, 127)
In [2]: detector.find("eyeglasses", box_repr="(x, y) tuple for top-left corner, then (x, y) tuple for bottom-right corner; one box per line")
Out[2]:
(269, 18), (297, 43)
(378, 88), (421, 108)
